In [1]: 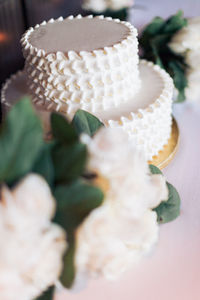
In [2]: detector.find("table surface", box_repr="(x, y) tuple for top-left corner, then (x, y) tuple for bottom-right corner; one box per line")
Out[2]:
(56, 1), (200, 300)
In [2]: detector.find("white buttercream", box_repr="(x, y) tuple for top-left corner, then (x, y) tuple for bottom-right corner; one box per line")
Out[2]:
(21, 15), (141, 113)
(1, 60), (173, 161)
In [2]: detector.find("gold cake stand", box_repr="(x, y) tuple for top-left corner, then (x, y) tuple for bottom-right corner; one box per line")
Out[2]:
(149, 117), (179, 169)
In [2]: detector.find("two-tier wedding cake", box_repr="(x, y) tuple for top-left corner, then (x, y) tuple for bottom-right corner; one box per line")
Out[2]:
(1, 15), (174, 160)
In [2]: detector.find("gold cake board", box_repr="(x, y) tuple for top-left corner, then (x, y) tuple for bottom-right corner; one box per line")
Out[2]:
(149, 117), (179, 169)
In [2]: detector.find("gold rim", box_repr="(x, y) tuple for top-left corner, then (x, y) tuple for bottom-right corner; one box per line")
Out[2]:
(149, 117), (179, 169)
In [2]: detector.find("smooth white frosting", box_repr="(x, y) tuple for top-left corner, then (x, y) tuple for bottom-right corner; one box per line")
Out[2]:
(21, 15), (141, 113)
(29, 17), (130, 53)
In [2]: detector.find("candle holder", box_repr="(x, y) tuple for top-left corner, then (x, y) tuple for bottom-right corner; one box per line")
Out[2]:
(0, 0), (25, 87)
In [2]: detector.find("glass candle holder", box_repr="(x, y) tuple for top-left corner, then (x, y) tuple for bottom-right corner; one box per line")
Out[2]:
(0, 0), (25, 87)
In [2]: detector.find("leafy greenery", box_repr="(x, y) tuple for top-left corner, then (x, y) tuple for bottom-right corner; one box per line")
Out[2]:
(149, 165), (181, 223)
(139, 11), (188, 102)
(0, 99), (104, 289)
(0, 99), (181, 293)
(154, 182), (181, 224)
(149, 164), (162, 175)
(50, 109), (104, 288)
(54, 180), (104, 288)
(87, 8), (128, 21)
(32, 143), (54, 187)
(52, 142), (87, 184)
(51, 113), (78, 144)
(35, 286), (54, 300)
(0, 98), (44, 185)
(72, 109), (104, 137)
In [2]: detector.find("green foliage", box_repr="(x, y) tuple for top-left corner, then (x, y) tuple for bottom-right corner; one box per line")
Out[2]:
(0, 99), (181, 291)
(72, 109), (104, 137)
(149, 165), (181, 223)
(32, 143), (54, 187)
(0, 98), (43, 185)
(54, 180), (104, 288)
(154, 182), (181, 224)
(140, 11), (188, 102)
(60, 234), (76, 289)
(51, 113), (78, 144)
(87, 8), (128, 21)
(149, 164), (163, 175)
(52, 142), (87, 184)
(35, 286), (54, 300)
(0, 100), (105, 288)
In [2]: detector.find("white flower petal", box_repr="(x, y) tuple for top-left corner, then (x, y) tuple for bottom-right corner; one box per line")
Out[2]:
(0, 174), (67, 300)
(74, 128), (168, 285)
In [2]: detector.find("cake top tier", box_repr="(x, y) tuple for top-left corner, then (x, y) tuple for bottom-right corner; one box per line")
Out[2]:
(29, 17), (130, 53)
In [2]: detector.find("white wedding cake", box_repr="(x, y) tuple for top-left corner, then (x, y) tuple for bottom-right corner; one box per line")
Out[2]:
(21, 15), (141, 114)
(2, 15), (174, 160)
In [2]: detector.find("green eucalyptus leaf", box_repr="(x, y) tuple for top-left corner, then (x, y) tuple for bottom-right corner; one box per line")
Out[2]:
(140, 11), (188, 102)
(168, 60), (188, 102)
(88, 8), (127, 21)
(0, 98), (43, 184)
(51, 113), (78, 144)
(60, 233), (76, 289)
(149, 164), (181, 223)
(54, 179), (104, 231)
(32, 143), (54, 187)
(35, 286), (54, 300)
(154, 182), (181, 224)
(144, 16), (165, 34)
(163, 11), (187, 34)
(54, 179), (104, 288)
(52, 142), (87, 184)
(72, 109), (104, 137)
(149, 164), (163, 175)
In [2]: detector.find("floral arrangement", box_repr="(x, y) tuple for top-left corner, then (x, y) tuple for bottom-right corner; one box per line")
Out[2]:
(0, 98), (180, 300)
(169, 17), (200, 102)
(82, 0), (134, 21)
(139, 11), (188, 102)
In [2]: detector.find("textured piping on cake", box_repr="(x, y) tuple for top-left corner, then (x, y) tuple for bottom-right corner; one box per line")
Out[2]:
(1, 71), (58, 112)
(1, 60), (174, 160)
(106, 60), (173, 127)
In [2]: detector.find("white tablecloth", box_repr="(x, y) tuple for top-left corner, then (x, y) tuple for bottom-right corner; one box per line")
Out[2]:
(56, 1), (200, 300)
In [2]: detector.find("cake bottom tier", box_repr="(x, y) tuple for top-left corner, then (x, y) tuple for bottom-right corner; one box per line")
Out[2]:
(1, 60), (173, 161)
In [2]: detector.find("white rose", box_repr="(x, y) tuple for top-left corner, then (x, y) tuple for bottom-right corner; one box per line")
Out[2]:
(82, 128), (168, 218)
(82, 0), (107, 12)
(109, 0), (134, 10)
(185, 50), (200, 69)
(74, 128), (168, 286)
(75, 204), (158, 282)
(82, 0), (134, 12)
(169, 17), (200, 53)
(185, 69), (200, 102)
(0, 174), (67, 300)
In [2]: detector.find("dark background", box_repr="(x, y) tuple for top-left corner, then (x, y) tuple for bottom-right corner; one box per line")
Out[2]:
(0, 0), (84, 86)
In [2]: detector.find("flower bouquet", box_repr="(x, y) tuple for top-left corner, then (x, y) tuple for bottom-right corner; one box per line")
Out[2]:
(0, 98), (180, 300)
(140, 10), (200, 103)
(82, 0), (134, 21)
